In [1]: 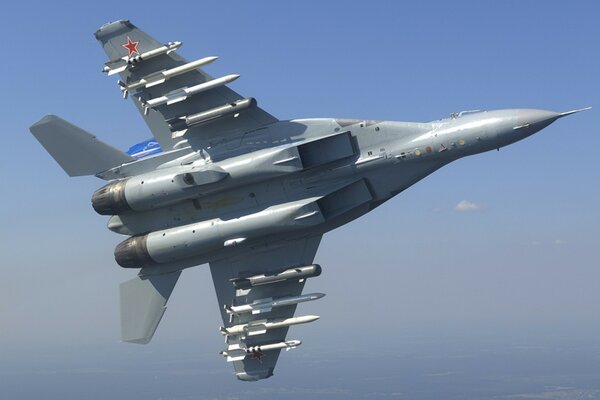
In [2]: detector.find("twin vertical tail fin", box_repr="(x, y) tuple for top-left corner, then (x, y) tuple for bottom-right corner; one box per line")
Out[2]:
(120, 271), (181, 344)
(30, 23), (168, 178)
(29, 113), (180, 344)
(29, 115), (134, 177)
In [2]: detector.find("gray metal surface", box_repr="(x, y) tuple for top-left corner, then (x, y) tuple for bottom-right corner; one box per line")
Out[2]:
(29, 115), (134, 177)
(94, 20), (278, 153)
(210, 235), (322, 381)
(28, 20), (591, 381)
(120, 271), (181, 344)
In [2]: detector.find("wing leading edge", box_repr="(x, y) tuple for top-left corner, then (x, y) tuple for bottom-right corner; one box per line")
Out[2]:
(210, 236), (323, 381)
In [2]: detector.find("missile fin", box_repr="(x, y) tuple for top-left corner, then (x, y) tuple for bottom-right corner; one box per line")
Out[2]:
(227, 354), (247, 362)
(251, 306), (272, 315)
(171, 129), (188, 139)
(146, 78), (166, 88)
(107, 65), (127, 76)
(246, 324), (268, 336)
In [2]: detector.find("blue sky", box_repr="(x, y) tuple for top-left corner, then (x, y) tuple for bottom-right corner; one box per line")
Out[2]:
(1, 0), (599, 396)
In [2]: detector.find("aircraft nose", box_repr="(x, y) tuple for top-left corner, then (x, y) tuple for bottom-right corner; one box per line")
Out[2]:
(513, 107), (591, 136)
(514, 109), (561, 133)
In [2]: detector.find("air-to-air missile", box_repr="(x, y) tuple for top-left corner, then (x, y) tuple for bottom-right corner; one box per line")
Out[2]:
(103, 41), (182, 75)
(141, 74), (240, 113)
(225, 293), (326, 315)
(231, 265), (323, 289)
(220, 315), (320, 337)
(221, 340), (302, 362)
(118, 56), (218, 98)
(169, 98), (257, 137)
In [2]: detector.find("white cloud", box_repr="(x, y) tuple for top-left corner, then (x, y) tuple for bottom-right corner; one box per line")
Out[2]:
(455, 200), (481, 212)
(554, 239), (566, 245)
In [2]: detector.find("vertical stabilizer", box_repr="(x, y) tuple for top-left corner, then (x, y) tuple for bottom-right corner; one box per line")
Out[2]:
(120, 271), (181, 344)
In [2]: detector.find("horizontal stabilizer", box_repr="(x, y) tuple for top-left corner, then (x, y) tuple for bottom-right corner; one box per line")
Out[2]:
(29, 115), (134, 177)
(120, 271), (181, 344)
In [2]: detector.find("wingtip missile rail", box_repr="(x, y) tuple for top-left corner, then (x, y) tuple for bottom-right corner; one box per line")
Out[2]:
(118, 56), (219, 99)
(141, 74), (240, 115)
(102, 41), (182, 76)
(220, 340), (302, 362)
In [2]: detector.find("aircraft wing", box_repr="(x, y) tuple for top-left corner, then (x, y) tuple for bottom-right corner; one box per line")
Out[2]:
(94, 20), (278, 153)
(209, 235), (323, 381)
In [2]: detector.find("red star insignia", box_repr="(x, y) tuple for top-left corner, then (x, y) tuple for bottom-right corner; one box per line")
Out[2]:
(122, 36), (140, 57)
(251, 350), (265, 363)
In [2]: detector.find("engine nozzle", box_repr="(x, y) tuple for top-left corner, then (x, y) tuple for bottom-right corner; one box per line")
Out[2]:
(114, 235), (155, 268)
(91, 179), (131, 215)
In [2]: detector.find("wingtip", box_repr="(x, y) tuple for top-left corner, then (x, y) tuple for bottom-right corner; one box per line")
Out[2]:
(29, 114), (60, 130)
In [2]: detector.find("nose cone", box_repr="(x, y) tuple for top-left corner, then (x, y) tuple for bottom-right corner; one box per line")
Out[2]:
(513, 107), (591, 137)
(514, 109), (561, 135)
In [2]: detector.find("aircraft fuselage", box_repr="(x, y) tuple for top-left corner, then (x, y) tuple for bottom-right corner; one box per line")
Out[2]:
(106, 108), (571, 274)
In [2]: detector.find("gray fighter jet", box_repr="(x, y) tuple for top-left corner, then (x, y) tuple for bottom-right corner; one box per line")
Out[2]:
(29, 20), (589, 381)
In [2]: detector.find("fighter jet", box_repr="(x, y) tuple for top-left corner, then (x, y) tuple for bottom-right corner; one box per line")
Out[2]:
(29, 20), (589, 381)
